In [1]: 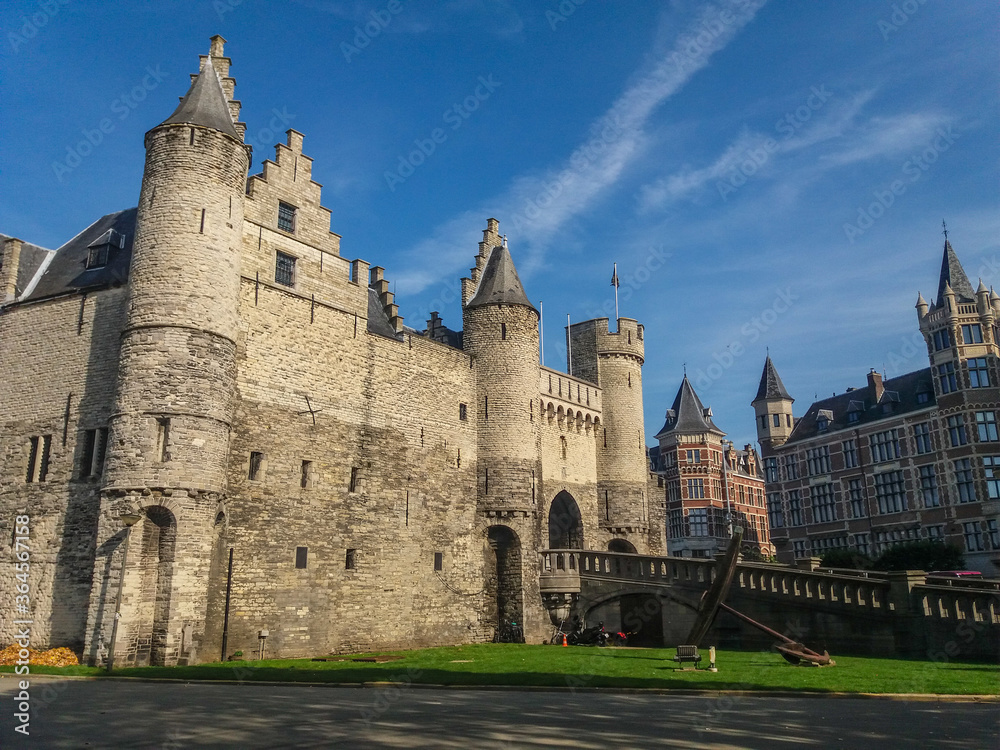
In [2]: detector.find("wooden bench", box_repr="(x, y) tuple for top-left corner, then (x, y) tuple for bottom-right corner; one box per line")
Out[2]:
(672, 645), (702, 667)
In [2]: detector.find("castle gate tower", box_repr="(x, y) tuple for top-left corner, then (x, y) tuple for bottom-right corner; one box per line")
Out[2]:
(86, 37), (250, 666)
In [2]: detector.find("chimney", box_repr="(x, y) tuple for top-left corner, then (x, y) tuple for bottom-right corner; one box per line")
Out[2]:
(867, 369), (884, 403)
(1, 237), (23, 303)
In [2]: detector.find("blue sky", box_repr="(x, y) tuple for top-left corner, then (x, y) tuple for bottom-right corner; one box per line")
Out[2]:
(2, 0), (998, 450)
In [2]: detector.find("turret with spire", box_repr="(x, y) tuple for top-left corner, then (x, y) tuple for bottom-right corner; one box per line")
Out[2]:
(751, 355), (795, 452)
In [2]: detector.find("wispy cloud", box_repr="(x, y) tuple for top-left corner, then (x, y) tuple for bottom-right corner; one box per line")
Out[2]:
(393, 0), (769, 297)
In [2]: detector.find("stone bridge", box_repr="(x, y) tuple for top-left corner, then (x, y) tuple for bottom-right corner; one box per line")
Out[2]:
(539, 549), (1000, 660)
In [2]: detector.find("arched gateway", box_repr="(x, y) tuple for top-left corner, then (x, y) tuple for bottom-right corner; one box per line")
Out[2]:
(548, 491), (584, 549)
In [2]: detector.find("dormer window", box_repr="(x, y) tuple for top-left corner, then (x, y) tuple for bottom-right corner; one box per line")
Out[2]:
(916, 391), (931, 404)
(848, 411), (860, 424)
(278, 202), (297, 233)
(817, 416), (828, 432)
(86, 228), (124, 269)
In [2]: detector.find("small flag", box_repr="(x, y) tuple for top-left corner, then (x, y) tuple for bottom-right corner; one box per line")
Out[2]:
(610, 263), (619, 288)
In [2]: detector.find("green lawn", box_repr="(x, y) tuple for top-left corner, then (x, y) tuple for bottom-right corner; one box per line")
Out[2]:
(4, 645), (998, 695)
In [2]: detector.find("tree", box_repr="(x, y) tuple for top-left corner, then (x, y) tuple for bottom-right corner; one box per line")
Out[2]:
(871, 541), (966, 572)
(819, 548), (873, 570)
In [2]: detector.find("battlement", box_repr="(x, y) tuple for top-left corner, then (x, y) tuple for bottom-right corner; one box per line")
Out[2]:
(567, 317), (644, 384)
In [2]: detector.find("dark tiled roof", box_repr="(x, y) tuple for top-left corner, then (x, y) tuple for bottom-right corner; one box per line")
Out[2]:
(784, 368), (935, 445)
(936, 240), (975, 305)
(753, 356), (792, 402)
(0, 234), (53, 299)
(366, 287), (403, 340)
(655, 375), (725, 438)
(159, 61), (240, 140)
(22, 209), (137, 302)
(465, 242), (535, 311)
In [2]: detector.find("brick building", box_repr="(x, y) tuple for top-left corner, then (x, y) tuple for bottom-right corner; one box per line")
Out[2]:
(0, 37), (662, 666)
(649, 376), (771, 558)
(755, 241), (1000, 576)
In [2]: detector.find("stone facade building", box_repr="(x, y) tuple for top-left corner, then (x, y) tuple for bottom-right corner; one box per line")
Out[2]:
(649, 376), (771, 558)
(0, 37), (662, 666)
(755, 241), (1000, 576)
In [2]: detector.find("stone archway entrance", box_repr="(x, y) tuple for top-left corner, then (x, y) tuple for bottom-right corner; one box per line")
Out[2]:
(131, 506), (177, 666)
(486, 525), (523, 641)
(548, 491), (584, 549)
(608, 539), (637, 554)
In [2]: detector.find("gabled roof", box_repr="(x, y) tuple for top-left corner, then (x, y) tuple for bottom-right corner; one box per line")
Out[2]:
(783, 368), (935, 446)
(936, 239), (975, 305)
(21, 209), (137, 302)
(465, 241), (535, 312)
(753, 356), (793, 403)
(655, 375), (725, 438)
(159, 60), (239, 140)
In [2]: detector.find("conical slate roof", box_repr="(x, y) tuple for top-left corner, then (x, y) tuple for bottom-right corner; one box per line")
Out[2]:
(159, 59), (239, 139)
(466, 241), (535, 311)
(655, 375), (724, 438)
(753, 356), (793, 403)
(936, 240), (975, 304)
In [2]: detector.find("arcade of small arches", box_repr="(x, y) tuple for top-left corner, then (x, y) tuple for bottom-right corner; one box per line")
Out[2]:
(538, 399), (601, 434)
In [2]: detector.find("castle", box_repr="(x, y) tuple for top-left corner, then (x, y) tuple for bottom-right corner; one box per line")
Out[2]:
(755, 241), (1000, 577)
(0, 37), (662, 665)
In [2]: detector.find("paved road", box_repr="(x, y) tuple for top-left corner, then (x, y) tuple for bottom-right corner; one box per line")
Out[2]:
(1, 678), (997, 749)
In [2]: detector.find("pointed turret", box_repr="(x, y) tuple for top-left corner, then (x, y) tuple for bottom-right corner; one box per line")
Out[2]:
(753, 355), (793, 403)
(915, 292), (929, 320)
(159, 52), (239, 140)
(656, 376), (723, 438)
(752, 356), (794, 452)
(465, 236), (535, 311)
(936, 239), (975, 305)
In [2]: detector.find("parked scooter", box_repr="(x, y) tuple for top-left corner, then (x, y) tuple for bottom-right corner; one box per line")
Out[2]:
(569, 620), (608, 646)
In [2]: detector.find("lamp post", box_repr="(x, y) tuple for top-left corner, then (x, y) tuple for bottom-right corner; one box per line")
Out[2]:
(721, 440), (733, 539)
(106, 511), (142, 673)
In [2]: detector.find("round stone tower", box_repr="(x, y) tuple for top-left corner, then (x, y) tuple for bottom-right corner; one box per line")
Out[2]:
(103, 37), (249, 495)
(91, 37), (250, 667)
(462, 220), (542, 641)
(590, 318), (649, 540)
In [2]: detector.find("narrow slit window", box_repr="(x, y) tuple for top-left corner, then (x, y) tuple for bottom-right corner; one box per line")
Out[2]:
(249, 451), (264, 480)
(345, 549), (357, 570)
(501, 323), (507, 340)
(25, 435), (51, 483)
(459, 403), (467, 421)
(156, 418), (171, 463)
(434, 552), (443, 571)
(349, 467), (359, 493)
(295, 546), (308, 569)
(300, 460), (313, 489)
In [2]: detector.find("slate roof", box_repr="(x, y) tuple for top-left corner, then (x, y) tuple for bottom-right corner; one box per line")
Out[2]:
(21, 209), (137, 302)
(366, 287), (403, 340)
(0, 234), (53, 300)
(655, 375), (725, 438)
(465, 241), (535, 311)
(753, 356), (792, 402)
(159, 60), (240, 140)
(784, 368), (935, 446)
(936, 239), (976, 305)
